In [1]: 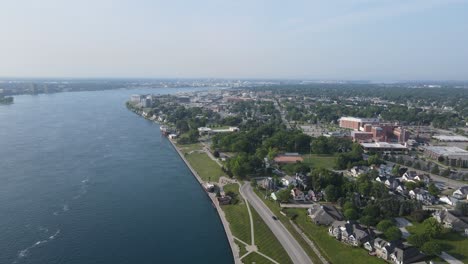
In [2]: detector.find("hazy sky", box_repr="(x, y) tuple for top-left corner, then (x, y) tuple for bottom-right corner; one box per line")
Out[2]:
(1, 0), (468, 80)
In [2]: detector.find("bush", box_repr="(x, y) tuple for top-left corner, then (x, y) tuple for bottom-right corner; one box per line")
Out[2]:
(407, 233), (429, 247)
(421, 241), (442, 256)
(384, 226), (402, 241)
(377, 219), (395, 232)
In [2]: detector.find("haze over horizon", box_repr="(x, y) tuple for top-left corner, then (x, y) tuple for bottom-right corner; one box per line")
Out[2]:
(1, 0), (468, 81)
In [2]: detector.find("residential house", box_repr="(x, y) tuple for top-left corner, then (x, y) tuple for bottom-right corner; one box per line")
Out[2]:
(414, 174), (430, 184)
(291, 188), (305, 201)
(389, 245), (424, 264)
(374, 238), (396, 261)
(453, 186), (468, 200)
(350, 166), (369, 177)
(409, 188), (435, 205)
(385, 178), (401, 190)
(308, 204), (344, 226)
(439, 195), (458, 206)
(433, 209), (468, 232)
(217, 196), (232, 205)
(306, 190), (323, 202)
(328, 221), (373, 247)
(402, 171), (417, 182)
(258, 178), (274, 190)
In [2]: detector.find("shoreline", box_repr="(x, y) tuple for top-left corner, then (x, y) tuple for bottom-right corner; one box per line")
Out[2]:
(167, 138), (241, 264)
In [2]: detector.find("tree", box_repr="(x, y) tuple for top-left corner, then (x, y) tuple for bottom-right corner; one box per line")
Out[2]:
(344, 208), (359, 220)
(411, 210), (429, 223)
(421, 241), (442, 256)
(377, 219), (395, 232)
(213, 150), (220, 158)
(405, 181), (417, 191)
(276, 189), (291, 203)
(397, 156), (404, 164)
(423, 218), (443, 238)
(431, 165), (440, 175)
(324, 185), (339, 202)
(408, 233), (429, 247)
(384, 226), (402, 241)
(428, 183), (440, 196)
(392, 165), (400, 176)
(414, 162), (421, 170)
(360, 215), (377, 227)
(441, 168), (450, 177)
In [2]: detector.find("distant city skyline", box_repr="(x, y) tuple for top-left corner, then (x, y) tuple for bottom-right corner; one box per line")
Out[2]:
(1, 0), (468, 81)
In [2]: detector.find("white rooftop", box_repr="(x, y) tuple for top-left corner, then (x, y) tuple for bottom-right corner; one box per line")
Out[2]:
(432, 135), (468, 142)
(361, 142), (407, 149)
(424, 146), (468, 156)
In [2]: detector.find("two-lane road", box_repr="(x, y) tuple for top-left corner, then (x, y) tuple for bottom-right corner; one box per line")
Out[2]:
(240, 183), (312, 264)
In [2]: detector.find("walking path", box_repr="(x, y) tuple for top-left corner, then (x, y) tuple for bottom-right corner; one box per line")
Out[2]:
(173, 140), (287, 264)
(439, 252), (464, 264)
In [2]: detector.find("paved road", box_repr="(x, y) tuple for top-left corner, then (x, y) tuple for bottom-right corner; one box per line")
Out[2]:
(240, 183), (313, 264)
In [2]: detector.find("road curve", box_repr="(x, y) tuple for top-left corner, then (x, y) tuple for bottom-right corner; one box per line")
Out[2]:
(240, 183), (312, 264)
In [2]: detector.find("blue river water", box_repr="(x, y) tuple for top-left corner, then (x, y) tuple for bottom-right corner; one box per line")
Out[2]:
(0, 88), (233, 264)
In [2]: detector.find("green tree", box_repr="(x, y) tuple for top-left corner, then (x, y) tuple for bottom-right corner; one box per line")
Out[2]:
(431, 165), (440, 175)
(377, 219), (395, 232)
(324, 185), (339, 202)
(408, 233), (429, 247)
(421, 241), (442, 256)
(384, 226), (402, 241)
(360, 215), (377, 227)
(441, 168), (450, 177)
(392, 165), (400, 176)
(405, 181), (417, 191)
(414, 162), (421, 170)
(344, 208), (359, 220)
(276, 189), (291, 203)
(428, 183), (440, 196)
(423, 218), (443, 238)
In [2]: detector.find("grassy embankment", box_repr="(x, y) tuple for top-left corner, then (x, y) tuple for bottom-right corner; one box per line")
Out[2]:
(222, 184), (293, 264)
(253, 187), (385, 264)
(179, 143), (224, 182)
(407, 222), (468, 262)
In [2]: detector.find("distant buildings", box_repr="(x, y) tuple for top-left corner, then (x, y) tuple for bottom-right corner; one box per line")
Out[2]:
(360, 142), (407, 153)
(423, 146), (468, 167)
(339, 116), (410, 143)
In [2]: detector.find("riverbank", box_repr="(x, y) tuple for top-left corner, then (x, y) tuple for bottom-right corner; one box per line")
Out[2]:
(168, 139), (241, 264)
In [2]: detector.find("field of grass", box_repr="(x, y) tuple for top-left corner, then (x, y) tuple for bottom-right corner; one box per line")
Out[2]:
(253, 188), (323, 264)
(222, 184), (293, 264)
(242, 252), (273, 264)
(176, 142), (202, 153)
(291, 209), (385, 264)
(407, 222), (468, 262)
(302, 154), (337, 169)
(185, 152), (224, 182)
(222, 184), (252, 245)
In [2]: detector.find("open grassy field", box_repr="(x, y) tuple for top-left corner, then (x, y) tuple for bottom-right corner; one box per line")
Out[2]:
(185, 152), (224, 182)
(253, 188), (323, 264)
(222, 184), (252, 245)
(302, 154), (337, 169)
(176, 142), (203, 153)
(407, 222), (468, 262)
(242, 252), (273, 264)
(222, 184), (293, 264)
(291, 209), (385, 264)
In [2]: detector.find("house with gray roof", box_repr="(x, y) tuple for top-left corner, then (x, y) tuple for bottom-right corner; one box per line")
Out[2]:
(328, 220), (373, 247)
(307, 204), (343, 226)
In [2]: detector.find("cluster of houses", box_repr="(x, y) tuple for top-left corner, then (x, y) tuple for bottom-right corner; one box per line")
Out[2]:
(307, 204), (426, 264)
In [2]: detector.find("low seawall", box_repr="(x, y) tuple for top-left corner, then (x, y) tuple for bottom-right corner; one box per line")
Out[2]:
(168, 139), (241, 264)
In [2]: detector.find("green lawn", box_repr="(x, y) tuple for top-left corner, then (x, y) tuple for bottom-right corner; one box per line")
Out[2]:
(302, 154), (337, 169)
(242, 252), (274, 264)
(222, 184), (252, 245)
(222, 184), (293, 264)
(253, 188), (323, 264)
(185, 152), (224, 182)
(176, 142), (203, 153)
(407, 222), (468, 262)
(291, 209), (385, 264)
